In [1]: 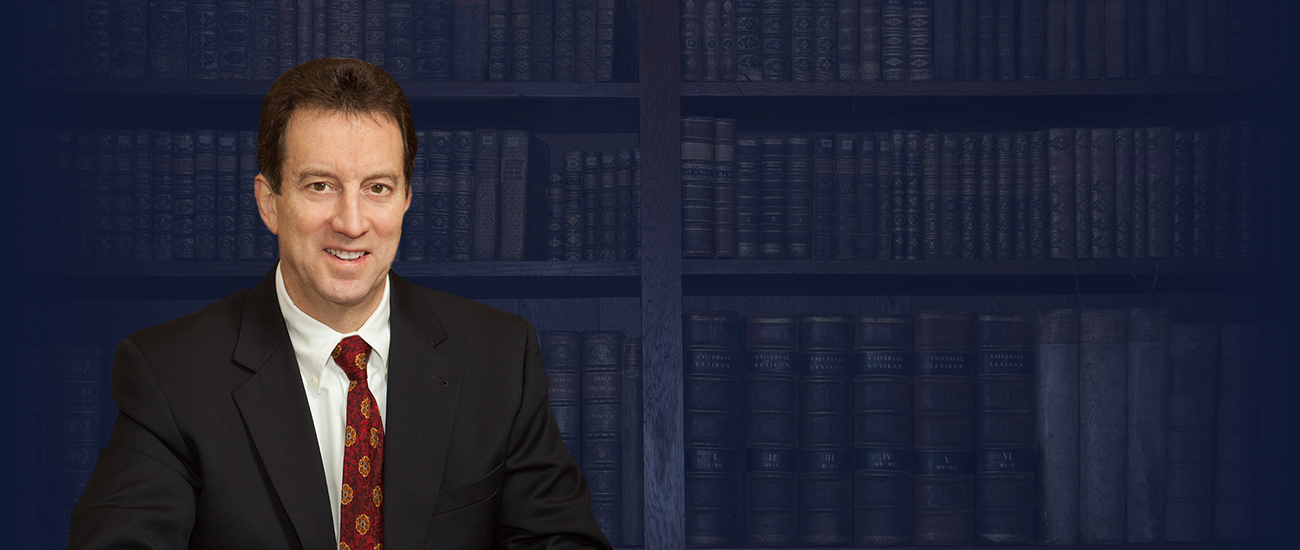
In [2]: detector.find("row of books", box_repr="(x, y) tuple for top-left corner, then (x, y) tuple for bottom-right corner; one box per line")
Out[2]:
(21, 127), (641, 264)
(681, 0), (1284, 83)
(15, 346), (116, 549)
(28, 0), (624, 83)
(682, 309), (1275, 546)
(538, 330), (644, 547)
(681, 116), (1274, 261)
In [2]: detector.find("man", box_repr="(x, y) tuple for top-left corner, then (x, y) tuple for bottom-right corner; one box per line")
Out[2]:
(69, 58), (614, 550)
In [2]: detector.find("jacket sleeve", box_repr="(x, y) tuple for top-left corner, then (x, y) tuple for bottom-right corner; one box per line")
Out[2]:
(67, 338), (200, 550)
(494, 324), (617, 550)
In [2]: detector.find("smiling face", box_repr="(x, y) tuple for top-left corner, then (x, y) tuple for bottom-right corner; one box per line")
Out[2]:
(255, 107), (410, 332)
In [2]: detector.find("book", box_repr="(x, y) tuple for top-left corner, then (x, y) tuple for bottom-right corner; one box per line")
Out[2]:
(426, 130), (453, 260)
(860, 0), (884, 80)
(1071, 127), (1090, 258)
(497, 130), (530, 260)
(217, 0), (252, 79)
(1146, 126), (1174, 258)
(1131, 128), (1147, 258)
(785, 136), (813, 259)
(973, 315), (1035, 545)
(172, 131), (196, 261)
(890, 131), (908, 259)
(1102, 0), (1126, 78)
(911, 311), (976, 546)
(933, 0), (959, 80)
(721, 0), (738, 80)
(977, 0), (997, 80)
(194, 129), (218, 261)
(1088, 128), (1114, 258)
(856, 133), (880, 260)
(79, 0), (112, 77)
(996, 0), (1016, 80)
(237, 131), (258, 261)
(681, 116), (716, 258)
(488, 0), (509, 80)
(743, 313), (800, 546)
(575, 0), (598, 82)
(1113, 128), (1134, 258)
(513, 0), (535, 81)
(532, 0), (556, 80)
(109, 0), (147, 79)
(133, 129), (153, 262)
(1078, 309), (1127, 544)
(1014, 132), (1032, 258)
(615, 148), (635, 261)
(1045, 0), (1066, 79)
(977, 133), (995, 259)
(1170, 129), (1193, 257)
(1029, 131), (1049, 259)
(704, 0), (722, 80)
(876, 132), (893, 259)
(1063, 0), (1083, 78)
(215, 131), (238, 261)
(544, 170), (565, 260)
(582, 151), (600, 260)
(736, 0), (763, 80)
(993, 133), (1013, 260)
(958, 0), (979, 80)
(1167, 0), (1188, 76)
(404, 132), (428, 261)
(582, 330), (625, 546)
(454, 0), (489, 81)
(833, 134), (860, 260)
(450, 130), (475, 260)
(386, 1), (414, 80)
(554, 0), (576, 81)
(798, 314), (854, 546)
(791, 0), (815, 82)
(814, 0), (838, 81)
(621, 337), (644, 546)
(904, 131), (922, 259)
(595, 0), (615, 81)
(852, 315), (913, 546)
(920, 132), (941, 259)
(49, 347), (107, 525)
(1190, 129), (1214, 257)
(1035, 309), (1079, 544)
(562, 149), (584, 260)
(1146, 0), (1169, 77)
(250, 0), (280, 78)
(1020, 0), (1047, 79)
(882, 0), (908, 80)
(839, 0), (862, 80)
(1213, 324), (1261, 540)
(715, 120), (738, 259)
(682, 0), (703, 81)
(361, 0), (385, 68)
(907, 0), (935, 81)
(684, 311), (741, 546)
(471, 129), (500, 260)
(149, 0), (188, 78)
(597, 151), (617, 261)
(151, 131), (174, 262)
(736, 134), (761, 258)
(1126, 0), (1146, 77)
(1125, 308), (1170, 543)
(1187, 0), (1208, 75)
(1165, 323), (1218, 542)
(959, 133), (978, 259)
(813, 134), (837, 259)
(540, 331), (583, 464)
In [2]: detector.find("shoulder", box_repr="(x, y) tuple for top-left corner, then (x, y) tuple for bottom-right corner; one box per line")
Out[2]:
(124, 288), (253, 358)
(401, 283), (532, 340)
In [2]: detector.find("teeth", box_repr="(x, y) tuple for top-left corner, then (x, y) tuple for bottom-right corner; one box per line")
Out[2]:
(327, 249), (365, 260)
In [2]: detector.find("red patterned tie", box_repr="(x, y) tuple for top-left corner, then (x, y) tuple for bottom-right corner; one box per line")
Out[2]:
(332, 335), (383, 550)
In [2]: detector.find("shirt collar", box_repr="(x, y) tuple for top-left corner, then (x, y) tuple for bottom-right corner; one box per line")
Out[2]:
(275, 264), (392, 383)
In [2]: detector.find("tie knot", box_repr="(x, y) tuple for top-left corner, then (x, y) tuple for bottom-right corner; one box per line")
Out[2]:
(332, 335), (372, 381)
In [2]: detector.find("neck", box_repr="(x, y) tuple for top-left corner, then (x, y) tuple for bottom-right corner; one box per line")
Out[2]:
(282, 273), (386, 334)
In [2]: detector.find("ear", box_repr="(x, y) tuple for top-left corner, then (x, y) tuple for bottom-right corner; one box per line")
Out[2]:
(254, 174), (279, 235)
(402, 179), (412, 213)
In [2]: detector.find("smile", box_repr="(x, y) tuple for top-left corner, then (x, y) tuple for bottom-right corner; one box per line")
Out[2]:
(326, 249), (368, 261)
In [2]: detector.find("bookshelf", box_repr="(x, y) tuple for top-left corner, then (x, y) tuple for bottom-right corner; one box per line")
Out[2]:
(13, 1), (1295, 549)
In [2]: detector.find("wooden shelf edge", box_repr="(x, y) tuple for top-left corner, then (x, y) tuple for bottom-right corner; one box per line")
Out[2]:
(681, 258), (1271, 277)
(24, 79), (641, 99)
(27, 260), (640, 279)
(681, 77), (1281, 98)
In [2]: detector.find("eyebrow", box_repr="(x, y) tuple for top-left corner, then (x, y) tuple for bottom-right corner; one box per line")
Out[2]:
(296, 169), (401, 182)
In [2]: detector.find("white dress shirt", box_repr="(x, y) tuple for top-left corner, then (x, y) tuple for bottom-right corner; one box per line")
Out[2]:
(274, 265), (390, 544)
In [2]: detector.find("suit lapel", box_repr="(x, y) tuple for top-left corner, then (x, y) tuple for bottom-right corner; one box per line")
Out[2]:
(383, 273), (463, 549)
(229, 270), (337, 550)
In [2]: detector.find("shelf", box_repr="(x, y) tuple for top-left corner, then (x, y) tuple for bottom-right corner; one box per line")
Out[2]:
(24, 78), (640, 99)
(681, 77), (1282, 97)
(682, 258), (1276, 296)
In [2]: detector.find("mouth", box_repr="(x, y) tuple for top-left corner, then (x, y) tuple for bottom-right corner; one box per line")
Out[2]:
(326, 248), (368, 261)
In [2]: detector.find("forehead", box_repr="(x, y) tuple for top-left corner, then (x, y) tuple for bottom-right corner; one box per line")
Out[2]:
(281, 107), (404, 164)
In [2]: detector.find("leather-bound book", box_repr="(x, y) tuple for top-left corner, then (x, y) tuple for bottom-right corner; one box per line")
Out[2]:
(760, 135), (787, 259)
(327, 0), (361, 60)
(940, 133), (962, 259)
(1186, 0), (1207, 75)
(1045, 0), (1067, 79)
(856, 134), (879, 259)
(1170, 129), (1193, 258)
(189, 0), (221, 78)
(1029, 131), (1050, 259)
(574, 0), (598, 82)
(1190, 129), (1214, 258)
(532, 0), (555, 80)
(361, 0), (385, 69)
(249, 0), (280, 79)
(450, 130), (476, 261)
(882, 0), (908, 80)
(736, 134), (761, 259)
(454, 0), (489, 81)
(682, 0), (702, 81)
(555, 0), (576, 81)
(1113, 128), (1134, 258)
(193, 129), (217, 261)
(904, 131), (923, 259)
(737, 0), (763, 81)
(621, 337), (644, 546)
(497, 130), (531, 261)
(426, 131), (454, 261)
(562, 149), (585, 260)
(889, 131), (908, 260)
(511, 0), (534, 81)
(1167, 0), (1187, 76)
(814, 0), (839, 82)
(49, 347), (106, 522)
(1089, 128), (1114, 259)
(1078, 309), (1127, 544)
(1146, 0), (1169, 77)
(682, 116), (716, 258)
(1212, 123), (1235, 258)
(860, 0), (883, 80)
(994, 133), (1013, 260)
(1012, 132), (1031, 259)
(582, 330), (625, 545)
(761, 0), (793, 81)
(616, 148), (636, 261)
(404, 135), (428, 261)
(834, 133), (860, 260)
(148, 0), (188, 78)
(1131, 128), (1147, 258)
(1213, 324), (1261, 540)
(632, 148), (642, 260)
(907, 0), (935, 81)
(1071, 127), (1090, 258)
(876, 132), (894, 259)
(1019, 0), (1047, 79)
(386, 1), (414, 81)
(150, 131), (174, 262)
(582, 151), (600, 260)
(744, 313), (800, 546)
(959, 0), (979, 80)
(216, 0), (252, 79)
(214, 131), (237, 261)
(598, 151), (617, 261)
(1103, 0), (1126, 78)
(977, 0), (998, 80)
(721, 0), (737, 81)
(791, 0), (814, 82)
(172, 131), (196, 261)
(920, 132), (942, 259)
(112, 131), (135, 261)
(841, 0), (862, 80)
(996, 0), (1016, 80)
(912, 311), (976, 546)
(813, 134), (838, 260)
(1063, 0), (1084, 78)
(684, 311), (742, 547)
(786, 136), (814, 259)
(108, 0), (147, 79)
(540, 331), (583, 463)
(704, 0), (722, 81)
(853, 315), (913, 546)
(1125, 308), (1170, 543)
(1164, 323), (1217, 542)
(237, 131), (259, 261)
(1035, 309), (1079, 544)
(472, 129), (500, 260)
(974, 315), (1035, 545)
(959, 133), (979, 259)
(977, 133), (996, 260)
(799, 314), (855, 546)
(545, 170), (565, 261)
(1126, 0), (1146, 77)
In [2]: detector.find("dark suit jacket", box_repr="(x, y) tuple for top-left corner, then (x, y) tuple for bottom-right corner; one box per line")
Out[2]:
(69, 269), (614, 550)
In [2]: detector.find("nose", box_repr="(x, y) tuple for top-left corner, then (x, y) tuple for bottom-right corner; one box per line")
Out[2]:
(331, 185), (369, 239)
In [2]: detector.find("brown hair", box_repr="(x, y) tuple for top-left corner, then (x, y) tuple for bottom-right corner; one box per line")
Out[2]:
(257, 58), (416, 194)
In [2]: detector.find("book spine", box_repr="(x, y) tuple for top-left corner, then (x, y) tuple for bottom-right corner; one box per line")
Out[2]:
(1064, 0), (1084, 78)
(1170, 129), (1193, 258)
(904, 131), (923, 259)
(615, 147), (635, 261)
(839, 0), (861, 80)
(721, 0), (738, 80)
(1045, 0), (1066, 79)
(218, 0), (253, 79)
(977, 0), (997, 79)
(574, 0), (597, 82)
(995, 0), (1015, 79)
(425, 131), (453, 260)
(597, 151), (617, 261)
(855, 134), (879, 259)
(1212, 123), (1235, 257)
(471, 129), (500, 260)
(414, 0), (453, 81)
(860, 0), (883, 79)
(737, 0), (763, 80)
(1186, 0), (1208, 75)
(237, 131), (258, 260)
(1088, 128), (1114, 259)
(190, 0), (221, 78)
(907, 0), (935, 80)
(1125, 308), (1171, 543)
(786, 136), (814, 259)
(1167, 0), (1187, 76)
(385, 1), (413, 80)
(813, 134), (838, 260)
(295, 0), (313, 65)
(1020, 0), (1047, 79)
(554, 0), (576, 81)
(939, 133), (961, 259)
(404, 134), (428, 261)
(815, 0), (839, 81)
(581, 330), (624, 545)
(933, 0), (958, 80)
(313, 0), (326, 60)
(112, 131), (135, 261)
(957, 0), (978, 79)
(595, 0), (614, 81)
(562, 149), (584, 260)
(994, 133), (1013, 260)
(540, 331), (583, 479)
(1078, 309), (1127, 544)
(798, 314), (855, 546)
(14, 349), (49, 545)
(834, 134), (860, 259)
(172, 132), (196, 260)
(682, 0), (702, 81)
(109, 0), (147, 79)
(959, 133), (979, 260)
(1213, 324), (1260, 540)
(706, 0), (724, 81)
(488, 0), (509, 81)
(1131, 128), (1148, 258)
(250, 0), (279, 78)
(912, 311), (976, 546)
(50, 347), (107, 523)
(791, 0), (815, 82)
(1127, 0), (1146, 77)
(359, 0), (385, 68)
(743, 313), (800, 546)
(544, 170), (565, 260)
(876, 132), (893, 259)
(450, 131), (475, 260)
(622, 337), (644, 545)
(1233, 120), (1255, 258)
(1190, 129), (1214, 257)
(1113, 128), (1134, 258)
(736, 135), (761, 259)
(513, 0), (535, 81)
(149, 0), (189, 79)
(1103, 0), (1126, 78)
(193, 130), (217, 260)
(78, 0), (110, 77)
(852, 315), (913, 546)
(496, 130), (529, 260)
(149, 131), (174, 262)
(132, 129), (153, 262)
(582, 151), (600, 260)
(973, 315), (1035, 545)
(715, 120), (738, 259)
(882, 0), (908, 80)
(1081, 0), (1104, 79)
(213, 131), (237, 260)
(920, 132), (942, 259)
(1029, 131), (1050, 259)
(685, 311), (741, 547)
(632, 147), (642, 260)
(1012, 132), (1031, 259)
(976, 133), (996, 259)
(1164, 323), (1218, 542)
(1071, 127), (1091, 258)
(1035, 309), (1079, 544)
(681, 116), (716, 258)
(1147, 0), (1169, 76)
(532, 0), (555, 80)
(453, 0), (488, 81)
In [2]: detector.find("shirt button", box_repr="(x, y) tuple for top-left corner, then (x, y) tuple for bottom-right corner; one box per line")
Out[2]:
(310, 377), (319, 387)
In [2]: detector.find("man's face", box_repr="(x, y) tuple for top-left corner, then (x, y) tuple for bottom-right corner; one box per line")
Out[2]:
(255, 107), (410, 324)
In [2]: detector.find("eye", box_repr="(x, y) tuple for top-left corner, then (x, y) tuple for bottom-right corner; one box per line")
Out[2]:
(369, 184), (390, 194)
(309, 181), (329, 192)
